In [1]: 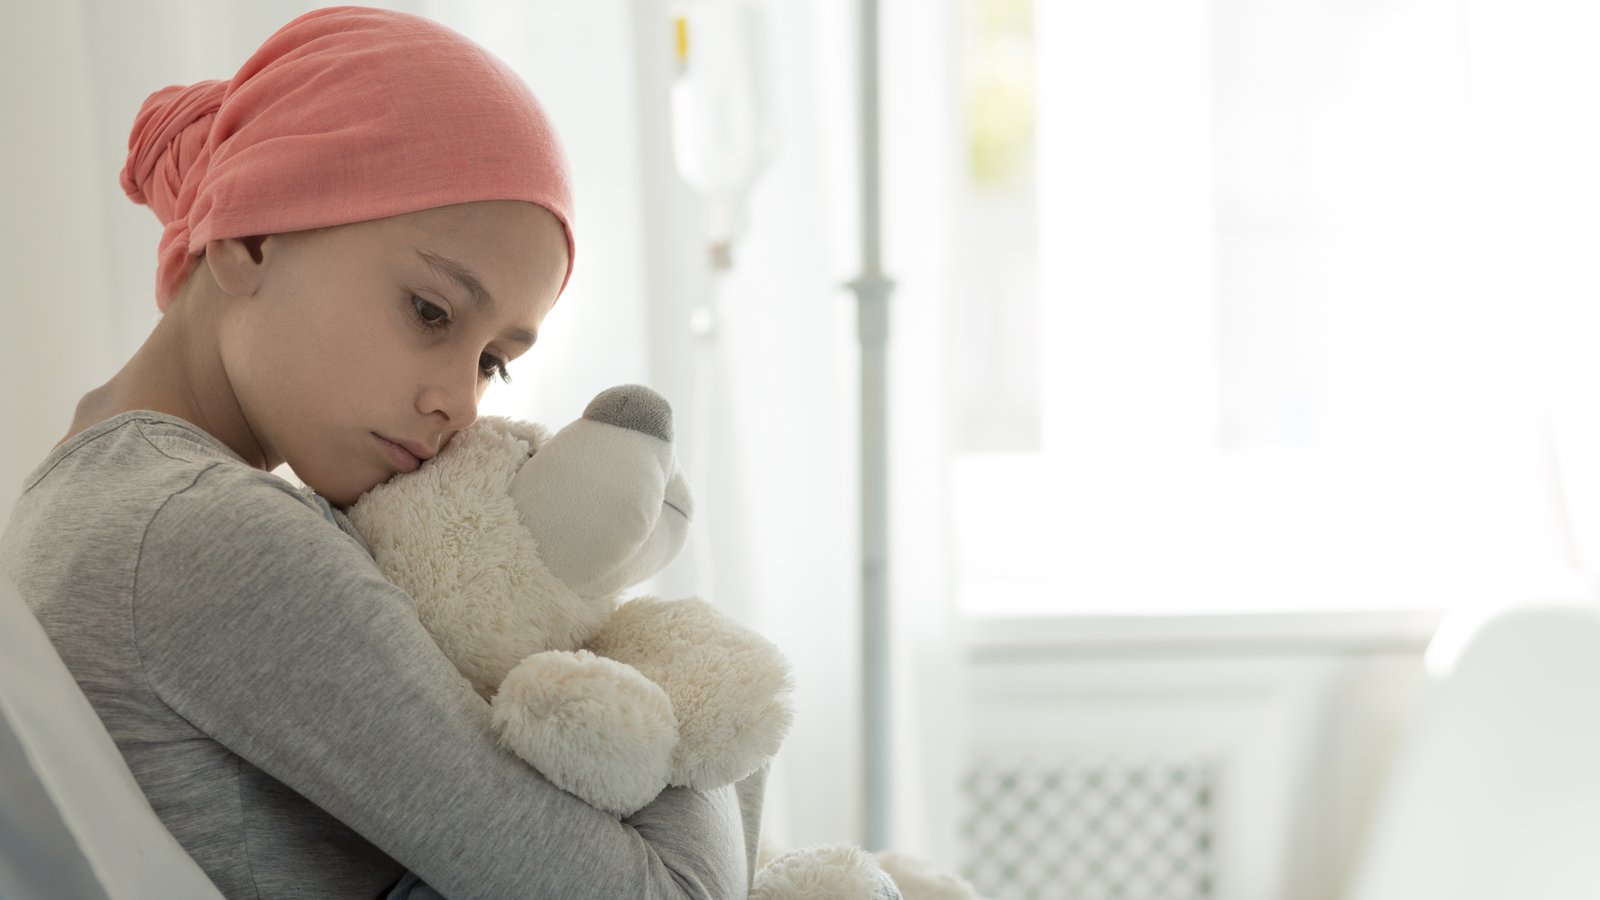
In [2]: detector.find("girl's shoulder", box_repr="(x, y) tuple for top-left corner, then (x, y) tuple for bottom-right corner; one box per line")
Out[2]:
(25, 410), (244, 493)
(15, 409), (365, 567)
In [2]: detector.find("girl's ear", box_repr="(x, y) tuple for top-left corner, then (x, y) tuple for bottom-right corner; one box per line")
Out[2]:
(204, 235), (271, 298)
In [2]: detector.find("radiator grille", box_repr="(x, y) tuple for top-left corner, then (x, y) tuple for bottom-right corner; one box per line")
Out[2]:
(959, 759), (1217, 900)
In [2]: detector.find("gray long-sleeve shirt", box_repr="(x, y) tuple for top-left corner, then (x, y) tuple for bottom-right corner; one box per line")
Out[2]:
(0, 410), (764, 899)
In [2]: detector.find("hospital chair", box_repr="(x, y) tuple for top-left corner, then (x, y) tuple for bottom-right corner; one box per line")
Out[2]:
(0, 574), (222, 899)
(1344, 600), (1600, 900)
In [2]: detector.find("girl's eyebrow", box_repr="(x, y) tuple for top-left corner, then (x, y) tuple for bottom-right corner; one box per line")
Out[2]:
(416, 248), (538, 347)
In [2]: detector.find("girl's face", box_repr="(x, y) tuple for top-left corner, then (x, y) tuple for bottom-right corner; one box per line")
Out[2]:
(216, 200), (569, 507)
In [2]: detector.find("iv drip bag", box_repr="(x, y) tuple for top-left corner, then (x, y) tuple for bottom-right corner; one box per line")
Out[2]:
(670, 0), (776, 241)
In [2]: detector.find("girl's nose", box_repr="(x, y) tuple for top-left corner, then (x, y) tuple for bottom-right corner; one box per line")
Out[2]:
(416, 368), (480, 429)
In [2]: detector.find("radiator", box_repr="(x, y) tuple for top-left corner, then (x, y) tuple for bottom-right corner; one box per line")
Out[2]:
(960, 757), (1218, 900)
(950, 615), (1434, 900)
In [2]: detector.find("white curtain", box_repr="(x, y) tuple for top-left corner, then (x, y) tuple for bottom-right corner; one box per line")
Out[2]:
(1465, 0), (1600, 584)
(878, 0), (967, 863)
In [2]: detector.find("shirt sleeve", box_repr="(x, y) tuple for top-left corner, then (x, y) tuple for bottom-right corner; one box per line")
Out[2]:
(132, 463), (761, 900)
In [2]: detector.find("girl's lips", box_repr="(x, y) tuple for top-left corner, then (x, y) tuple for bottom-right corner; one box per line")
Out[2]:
(374, 433), (421, 473)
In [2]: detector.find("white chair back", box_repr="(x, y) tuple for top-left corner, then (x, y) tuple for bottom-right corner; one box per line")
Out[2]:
(1345, 601), (1600, 900)
(0, 575), (223, 899)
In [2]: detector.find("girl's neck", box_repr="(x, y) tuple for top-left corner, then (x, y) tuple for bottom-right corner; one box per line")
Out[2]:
(60, 291), (269, 470)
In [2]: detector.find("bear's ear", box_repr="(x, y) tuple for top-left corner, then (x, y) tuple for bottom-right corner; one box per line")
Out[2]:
(583, 384), (674, 443)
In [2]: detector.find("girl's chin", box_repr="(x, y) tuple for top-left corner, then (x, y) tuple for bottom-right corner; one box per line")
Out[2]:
(290, 447), (396, 508)
(300, 472), (379, 510)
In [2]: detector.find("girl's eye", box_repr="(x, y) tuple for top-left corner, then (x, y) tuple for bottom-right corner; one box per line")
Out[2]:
(411, 296), (450, 329)
(480, 352), (512, 383)
(411, 295), (509, 382)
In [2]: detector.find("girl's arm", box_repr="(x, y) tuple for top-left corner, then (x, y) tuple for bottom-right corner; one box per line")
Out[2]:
(134, 465), (761, 899)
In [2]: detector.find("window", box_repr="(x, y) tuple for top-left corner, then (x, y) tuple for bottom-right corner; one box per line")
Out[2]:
(945, 0), (1596, 615)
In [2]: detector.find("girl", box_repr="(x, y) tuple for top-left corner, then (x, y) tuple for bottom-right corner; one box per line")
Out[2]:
(0, 6), (762, 899)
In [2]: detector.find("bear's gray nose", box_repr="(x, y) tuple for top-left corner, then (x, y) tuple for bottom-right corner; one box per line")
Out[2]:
(583, 384), (674, 442)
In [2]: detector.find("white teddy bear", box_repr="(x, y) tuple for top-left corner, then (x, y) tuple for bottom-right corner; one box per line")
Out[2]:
(346, 383), (793, 817)
(345, 384), (980, 899)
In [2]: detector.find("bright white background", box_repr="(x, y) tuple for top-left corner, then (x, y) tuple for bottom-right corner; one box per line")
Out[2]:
(948, 0), (1600, 617)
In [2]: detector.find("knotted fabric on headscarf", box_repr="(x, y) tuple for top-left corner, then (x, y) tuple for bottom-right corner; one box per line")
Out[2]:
(120, 5), (575, 311)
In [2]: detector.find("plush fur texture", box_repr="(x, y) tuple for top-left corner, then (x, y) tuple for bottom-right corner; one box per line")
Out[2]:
(491, 649), (678, 816)
(347, 417), (615, 698)
(875, 851), (982, 900)
(757, 837), (984, 900)
(589, 597), (795, 789)
(751, 844), (901, 900)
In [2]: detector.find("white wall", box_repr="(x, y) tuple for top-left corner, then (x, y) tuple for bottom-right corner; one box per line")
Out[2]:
(1, 0), (119, 530)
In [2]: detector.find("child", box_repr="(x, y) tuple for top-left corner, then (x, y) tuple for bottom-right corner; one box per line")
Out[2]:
(0, 6), (763, 899)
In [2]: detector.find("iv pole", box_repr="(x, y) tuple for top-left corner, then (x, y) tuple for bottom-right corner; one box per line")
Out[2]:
(671, 0), (892, 851)
(850, 0), (895, 853)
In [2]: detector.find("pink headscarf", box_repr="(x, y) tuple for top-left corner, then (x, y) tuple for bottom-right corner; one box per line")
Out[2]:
(120, 5), (575, 311)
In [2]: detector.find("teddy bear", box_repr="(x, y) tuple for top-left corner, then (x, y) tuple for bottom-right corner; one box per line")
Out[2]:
(345, 383), (793, 817)
(754, 843), (983, 900)
(344, 383), (981, 899)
